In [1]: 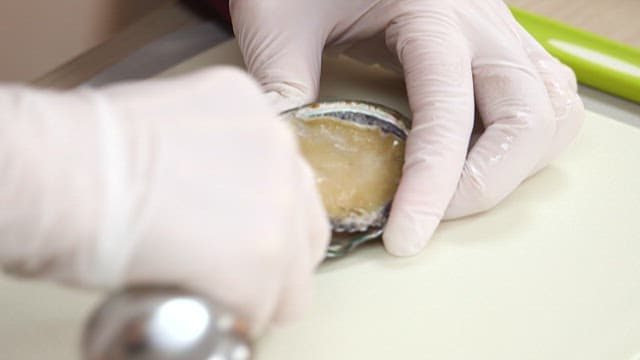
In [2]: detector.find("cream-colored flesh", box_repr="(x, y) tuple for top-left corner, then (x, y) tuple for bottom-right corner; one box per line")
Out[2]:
(291, 116), (405, 221)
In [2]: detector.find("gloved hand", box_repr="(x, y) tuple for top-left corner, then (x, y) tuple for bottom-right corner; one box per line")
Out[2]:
(0, 67), (330, 334)
(231, 0), (585, 256)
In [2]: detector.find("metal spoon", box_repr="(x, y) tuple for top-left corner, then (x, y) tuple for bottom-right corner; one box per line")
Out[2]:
(83, 287), (251, 360)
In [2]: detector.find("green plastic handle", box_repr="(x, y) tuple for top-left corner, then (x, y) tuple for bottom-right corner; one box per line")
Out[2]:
(511, 7), (640, 104)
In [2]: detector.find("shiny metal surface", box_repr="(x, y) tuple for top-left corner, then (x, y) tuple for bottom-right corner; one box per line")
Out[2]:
(84, 287), (251, 360)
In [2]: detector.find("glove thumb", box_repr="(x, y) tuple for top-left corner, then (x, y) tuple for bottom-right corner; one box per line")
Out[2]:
(231, 1), (325, 112)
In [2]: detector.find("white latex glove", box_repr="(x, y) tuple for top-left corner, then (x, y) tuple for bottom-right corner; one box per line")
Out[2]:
(231, 0), (585, 256)
(0, 67), (330, 334)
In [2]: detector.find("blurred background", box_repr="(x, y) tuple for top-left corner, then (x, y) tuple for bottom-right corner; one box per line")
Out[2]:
(0, 0), (165, 82)
(1, 0), (637, 84)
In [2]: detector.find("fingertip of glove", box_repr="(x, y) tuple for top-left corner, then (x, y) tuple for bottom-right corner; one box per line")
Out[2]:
(382, 215), (439, 257)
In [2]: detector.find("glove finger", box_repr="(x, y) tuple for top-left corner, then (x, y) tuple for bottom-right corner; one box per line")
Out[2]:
(271, 153), (329, 324)
(232, 121), (313, 334)
(515, 26), (578, 91)
(383, 13), (475, 256)
(444, 46), (556, 219)
(231, 1), (326, 112)
(297, 157), (331, 266)
(270, 162), (313, 325)
(516, 25), (585, 173)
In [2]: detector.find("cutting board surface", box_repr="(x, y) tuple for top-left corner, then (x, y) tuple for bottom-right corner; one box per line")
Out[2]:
(2, 40), (640, 359)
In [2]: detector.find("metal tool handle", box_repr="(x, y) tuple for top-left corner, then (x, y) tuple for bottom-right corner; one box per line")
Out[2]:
(83, 287), (252, 360)
(81, 232), (378, 360)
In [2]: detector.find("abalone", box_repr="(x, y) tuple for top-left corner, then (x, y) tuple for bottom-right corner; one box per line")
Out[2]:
(282, 101), (410, 256)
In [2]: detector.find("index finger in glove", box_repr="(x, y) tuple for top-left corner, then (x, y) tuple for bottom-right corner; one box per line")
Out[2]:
(382, 9), (475, 256)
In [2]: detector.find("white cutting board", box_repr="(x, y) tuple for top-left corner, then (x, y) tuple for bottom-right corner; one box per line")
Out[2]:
(2, 40), (640, 359)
